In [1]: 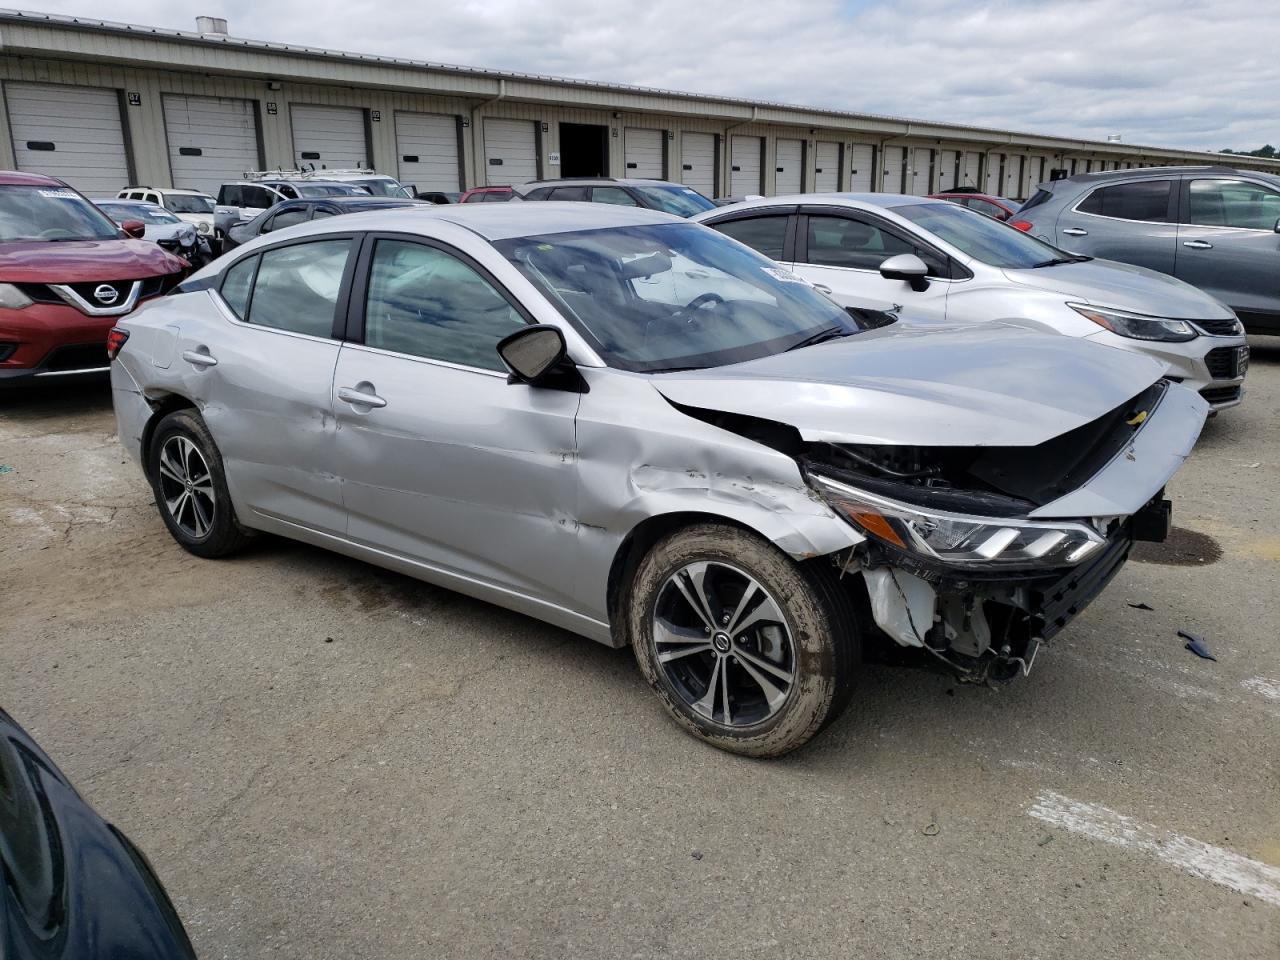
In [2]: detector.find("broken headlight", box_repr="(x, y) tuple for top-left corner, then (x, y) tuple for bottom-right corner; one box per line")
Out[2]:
(812, 474), (1105, 569)
(1069, 303), (1196, 342)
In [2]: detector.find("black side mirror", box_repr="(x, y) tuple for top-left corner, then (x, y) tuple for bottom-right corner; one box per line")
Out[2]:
(879, 253), (930, 292)
(497, 324), (570, 385)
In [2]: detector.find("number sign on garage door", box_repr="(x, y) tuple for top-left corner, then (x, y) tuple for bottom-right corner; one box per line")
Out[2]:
(730, 135), (763, 195)
(5, 82), (130, 194)
(681, 132), (716, 197)
(163, 95), (260, 195)
(814, 141), (840, 192)
(291, 104), (369, 169)
(848, 144), (874, 192)
(395, 112), (461, 191)
(624, 128), (664, 179)
(484, 118), (538, 186)
(774, 138), (803, 194)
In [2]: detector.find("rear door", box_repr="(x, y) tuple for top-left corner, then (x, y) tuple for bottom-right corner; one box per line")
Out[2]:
(1053, 178), (1178, 272)
(329, 233), (581, 605)
(1174, 176), (1280, 331)
(792, 206), (951, 317)
(182, 235), (358, 534)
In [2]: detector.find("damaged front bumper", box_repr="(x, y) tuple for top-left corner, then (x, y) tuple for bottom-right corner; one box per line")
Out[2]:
(807, 382), (1206, 682)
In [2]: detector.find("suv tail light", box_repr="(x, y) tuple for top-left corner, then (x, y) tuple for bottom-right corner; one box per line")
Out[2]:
(106, 328), (130, 361)
(1009, 220), (1033, 232)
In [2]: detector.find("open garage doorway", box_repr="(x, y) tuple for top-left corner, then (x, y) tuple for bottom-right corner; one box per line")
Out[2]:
(559, 123), (608, 177)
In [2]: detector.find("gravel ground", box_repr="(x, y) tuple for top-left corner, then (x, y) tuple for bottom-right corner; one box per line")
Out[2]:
(1, 340), (1277, 959)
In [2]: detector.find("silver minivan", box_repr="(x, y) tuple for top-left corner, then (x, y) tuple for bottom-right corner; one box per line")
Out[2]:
(1014, 165), (1280, 335)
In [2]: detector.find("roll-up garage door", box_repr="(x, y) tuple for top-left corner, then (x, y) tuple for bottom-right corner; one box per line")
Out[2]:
(163, 95), (260, 195)
(984, 154), (1004, 195)
(624, 128), (664, 179)
(730, 135), (763, 195)
(774, 138), (804, 194)
(290, 104), (368, 170)
(935, 150), (958, 193)
(848, 144), (874, 192)
(814, 141), (840, 192)
(909, 148), (933, 195)
(880, 146), (906, 193)
(484, 118), (538, 186)
(680, 132), (716, 197)
(5, 82), (129, 194)
(960, 151), (983, 190)
(1004, 155), (1024, 199)
(395, 112), (460, 191)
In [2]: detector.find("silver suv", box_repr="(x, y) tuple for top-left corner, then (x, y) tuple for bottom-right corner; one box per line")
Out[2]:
(1015, 166), (1280, 334)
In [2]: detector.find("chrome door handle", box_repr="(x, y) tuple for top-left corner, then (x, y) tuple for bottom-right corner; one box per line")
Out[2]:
(812, 283), (833, 295)
(1183, 240), (1214, 249)
(337, 386), (387, 409)
(1062, 227), (1088, 236)
(181, 349), (217, 367)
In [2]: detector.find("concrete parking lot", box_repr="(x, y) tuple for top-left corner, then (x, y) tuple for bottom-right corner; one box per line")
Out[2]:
(2, 344), (1277, 960)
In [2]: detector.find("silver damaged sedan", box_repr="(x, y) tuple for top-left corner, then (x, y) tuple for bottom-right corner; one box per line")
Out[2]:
(109, 204), (1207, 756)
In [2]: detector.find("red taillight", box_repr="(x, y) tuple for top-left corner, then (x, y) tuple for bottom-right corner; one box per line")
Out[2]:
(1009, 219), (1033, 232)
(106, 328), (129, 361)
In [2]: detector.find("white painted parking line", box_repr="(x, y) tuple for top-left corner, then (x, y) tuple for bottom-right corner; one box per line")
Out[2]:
(1028, 791), (1280, 908)
(1241, 677), (1280, 702)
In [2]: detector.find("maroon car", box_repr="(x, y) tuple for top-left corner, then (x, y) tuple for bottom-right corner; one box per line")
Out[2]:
(459, 186), (517, 203)
(928, 191), (1021, 221)
(0, 171), (187, 385)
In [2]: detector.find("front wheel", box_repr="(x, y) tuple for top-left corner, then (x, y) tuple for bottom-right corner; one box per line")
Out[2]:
(147, 409), (250, 558)
(628, 523), (859, 757)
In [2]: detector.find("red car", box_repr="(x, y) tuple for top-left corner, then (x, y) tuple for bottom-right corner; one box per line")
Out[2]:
(0, 171), (188, 385)
(459, 186), (518, 203)
(928, 191), (1021, 222)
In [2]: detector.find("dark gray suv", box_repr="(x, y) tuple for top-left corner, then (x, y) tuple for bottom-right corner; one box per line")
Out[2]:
(1015, 166), (1280, 333)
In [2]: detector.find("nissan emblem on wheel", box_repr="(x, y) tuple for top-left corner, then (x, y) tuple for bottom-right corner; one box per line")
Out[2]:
(110, 203), (1206, 757)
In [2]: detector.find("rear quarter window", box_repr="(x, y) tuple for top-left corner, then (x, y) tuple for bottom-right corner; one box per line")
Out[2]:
(1076, 180), (1172, 222)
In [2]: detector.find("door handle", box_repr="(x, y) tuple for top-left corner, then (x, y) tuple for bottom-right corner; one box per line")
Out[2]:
(812, 283), (833, 295)
(1062, 227), (1088, 237)
(1182, 240), (1214, 250)
(181, 349), (217, 367)
(337, 385), (387, 409)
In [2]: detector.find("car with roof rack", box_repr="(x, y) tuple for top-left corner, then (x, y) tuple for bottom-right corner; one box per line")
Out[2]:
(1011, 165), (1280, 335)
(290, 167), (415, 199)
(695, 193), (1249, 411)
(517, 178), (716, 218)
(0, 170), (187, 386)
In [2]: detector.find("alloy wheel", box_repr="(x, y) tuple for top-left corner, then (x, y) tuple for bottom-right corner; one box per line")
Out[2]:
(652, 560), (796, 727)
(157, 435), (216, 539)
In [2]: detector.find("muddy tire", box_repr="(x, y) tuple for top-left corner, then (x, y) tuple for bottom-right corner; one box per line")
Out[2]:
(147, 409), (250, 559)
(628, 523), (859, 757)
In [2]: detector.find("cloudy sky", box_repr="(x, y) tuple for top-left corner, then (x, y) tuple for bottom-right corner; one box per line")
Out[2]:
(30, 0), (1280, 151)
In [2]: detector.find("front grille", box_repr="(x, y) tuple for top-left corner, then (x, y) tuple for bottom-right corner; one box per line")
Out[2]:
(1032, 526), (1133, 640)
(43, 343), (109, 372)
(1199, 385), (1242, 406)
(1204, 346), (1239, 379)
(62, 280), (133, 307)
(1193, 317), (1242, 336)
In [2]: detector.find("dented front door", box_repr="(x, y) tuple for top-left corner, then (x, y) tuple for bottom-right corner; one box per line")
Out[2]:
(329, 235), (582, 608)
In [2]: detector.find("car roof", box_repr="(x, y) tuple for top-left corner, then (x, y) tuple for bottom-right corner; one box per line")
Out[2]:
(699, 192), (938, 215)
(302, 196), (426, 207)
(521, 178), (680, 188)
(1057, 164), (1279, 186)
(0, 169), (65, 187)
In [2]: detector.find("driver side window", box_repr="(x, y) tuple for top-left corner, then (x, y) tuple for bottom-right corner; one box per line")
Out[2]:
(363, 239), (527, 371)
(805, 215), (913, 270)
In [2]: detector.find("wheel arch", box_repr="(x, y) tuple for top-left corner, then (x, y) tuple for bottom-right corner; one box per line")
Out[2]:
(139, 392), (200, 479)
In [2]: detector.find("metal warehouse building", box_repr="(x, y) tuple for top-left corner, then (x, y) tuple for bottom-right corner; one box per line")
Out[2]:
(2, 9), (1277, 200)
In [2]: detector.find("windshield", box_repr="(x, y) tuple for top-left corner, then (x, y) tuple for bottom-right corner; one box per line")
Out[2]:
(496, 223), (859, 372)
(295, 183), (370, 198)
(350, 177), (412, 199)
(0, 185), (121, 242)
(165, 194), (215, 214)
(97, 202), (182, 225)
(890, 201), (1065, 269)
(629, 185), (716, 218)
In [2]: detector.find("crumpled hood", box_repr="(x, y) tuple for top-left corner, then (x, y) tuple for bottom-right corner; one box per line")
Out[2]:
(1001, 257), (1234, 319)
(654, 323), (1165, 447)
(0, 238), (185, 283)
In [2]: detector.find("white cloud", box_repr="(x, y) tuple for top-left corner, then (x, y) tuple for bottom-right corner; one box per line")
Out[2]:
(28, 0), (1280, 150)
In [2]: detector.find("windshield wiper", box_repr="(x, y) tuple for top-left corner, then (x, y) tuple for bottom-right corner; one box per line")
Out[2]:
(785, 326), (856, 352)
(1031, 254), (1092, 268)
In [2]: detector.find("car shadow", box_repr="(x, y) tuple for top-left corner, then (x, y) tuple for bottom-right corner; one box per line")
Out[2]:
(0, 377), (113, 420)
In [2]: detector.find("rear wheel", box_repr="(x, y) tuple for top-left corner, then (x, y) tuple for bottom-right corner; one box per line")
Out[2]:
(147, 410), (249, 558)
(628, 523), (859, 757)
